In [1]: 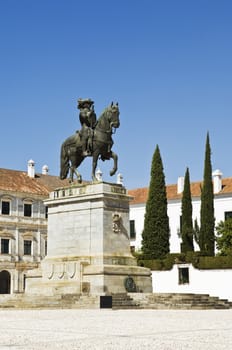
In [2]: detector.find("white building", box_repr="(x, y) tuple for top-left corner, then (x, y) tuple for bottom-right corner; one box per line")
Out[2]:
(128, 171), (232, 301)
(0, 161), (69, 294)
(1, 161), (232, 302)
(128, 170), (232, 253)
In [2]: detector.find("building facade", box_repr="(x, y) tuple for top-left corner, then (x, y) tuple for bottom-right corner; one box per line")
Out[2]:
(0, 161), (68, 294)
(128, 170), (232, 253)
(1, 161), (232, 299)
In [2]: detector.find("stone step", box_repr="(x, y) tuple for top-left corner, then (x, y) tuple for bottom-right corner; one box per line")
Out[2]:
(139, 293), (232, 310)
(0, 294), (99, 309)
(112, 293), (140, 309)
(0, 292), (231, 310)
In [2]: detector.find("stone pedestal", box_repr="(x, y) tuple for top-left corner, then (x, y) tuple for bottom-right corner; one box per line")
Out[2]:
(27, 182), (152, 296)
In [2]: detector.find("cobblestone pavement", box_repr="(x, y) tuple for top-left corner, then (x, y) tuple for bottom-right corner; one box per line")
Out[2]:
(0, 309), (232, 350)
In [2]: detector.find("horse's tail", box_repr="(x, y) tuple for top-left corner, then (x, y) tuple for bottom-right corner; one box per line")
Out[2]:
(60, 143), (69, 179)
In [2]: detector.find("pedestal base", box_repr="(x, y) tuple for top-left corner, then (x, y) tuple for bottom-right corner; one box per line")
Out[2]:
(26, 256), (152, 296)
(26, 182), (152, 297)
(83, 263), (152, 294)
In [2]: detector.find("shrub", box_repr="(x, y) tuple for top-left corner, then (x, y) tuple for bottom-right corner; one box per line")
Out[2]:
(136, 252), (232, 270)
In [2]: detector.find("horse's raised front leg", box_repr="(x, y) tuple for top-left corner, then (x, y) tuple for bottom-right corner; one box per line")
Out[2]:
(109, 151), (118, 176)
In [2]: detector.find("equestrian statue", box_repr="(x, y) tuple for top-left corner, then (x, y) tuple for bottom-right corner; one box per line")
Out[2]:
(60, 98), (120, 182)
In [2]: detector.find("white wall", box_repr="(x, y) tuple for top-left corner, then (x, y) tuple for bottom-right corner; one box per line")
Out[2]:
(130, 194), (232, 253)
(167, 201), (181, 252)
(152, 264), (232, 301)
(129, 203), (145, 251)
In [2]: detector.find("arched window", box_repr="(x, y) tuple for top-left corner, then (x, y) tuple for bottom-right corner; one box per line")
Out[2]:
(0, 270), (11, 294)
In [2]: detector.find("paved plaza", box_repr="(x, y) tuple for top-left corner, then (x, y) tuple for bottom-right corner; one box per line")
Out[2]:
(0, 308), (231, 349)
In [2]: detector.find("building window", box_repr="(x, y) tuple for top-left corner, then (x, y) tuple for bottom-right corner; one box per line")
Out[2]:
(1, 201), (10, 215)
(24, 203), (32, 217)
(1, 239), (10, 254)
(45, 206), (48, 219)
(225, 211), (232, 221)
(24, 240), (32, 255)
(23, 274), (26, 290)
(130, 246), (135, 253)
(178, 267), (189, 285)
(130, 220), (136, 239)
(45, 240), (47, 256)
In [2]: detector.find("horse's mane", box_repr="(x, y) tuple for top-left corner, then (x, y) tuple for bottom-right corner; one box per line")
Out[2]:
(97, 104), (119, 123)
(97, 106), (110, 122)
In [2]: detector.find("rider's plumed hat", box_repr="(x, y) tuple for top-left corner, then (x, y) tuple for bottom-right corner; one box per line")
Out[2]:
(77, 98), (94, 109)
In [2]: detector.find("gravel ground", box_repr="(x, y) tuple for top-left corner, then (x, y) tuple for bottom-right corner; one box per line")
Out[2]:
(0, 309), (231, 350)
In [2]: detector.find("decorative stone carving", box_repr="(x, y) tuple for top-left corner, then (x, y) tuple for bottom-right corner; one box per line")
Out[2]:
(124, 276), (137, 292)
(66, 262), (77, 279)
(112, 213), (122, 233)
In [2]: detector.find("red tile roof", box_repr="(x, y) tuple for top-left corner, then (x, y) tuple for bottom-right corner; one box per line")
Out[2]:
(1, 167), (232, 204)
(128, 178), (232, 205)
(0, 168), (70, 196)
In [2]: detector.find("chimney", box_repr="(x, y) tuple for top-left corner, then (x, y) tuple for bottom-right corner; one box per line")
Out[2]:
(42, 165), (49, 175)
(177, 176), (184, 194)
(212, 169), (223, 194)
(117, 173), (123, 185)
(27, 159), (35, 178)
(95, 168), (103, 182)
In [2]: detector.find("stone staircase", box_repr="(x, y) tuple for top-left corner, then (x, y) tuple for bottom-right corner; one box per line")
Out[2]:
(0, 292), (231, 310)
(112, 293), (140, 309)
(129, 293), (232, 310)
(0, 293), (99, 309)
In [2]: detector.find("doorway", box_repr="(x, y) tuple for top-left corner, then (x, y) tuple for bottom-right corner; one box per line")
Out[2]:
(0, 270), (11, 294)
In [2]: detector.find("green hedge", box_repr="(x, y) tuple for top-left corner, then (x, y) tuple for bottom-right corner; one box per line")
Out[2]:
(136, 252), (232, 270)
(193, 255), (232, 269)
(137, 253), (177, 271)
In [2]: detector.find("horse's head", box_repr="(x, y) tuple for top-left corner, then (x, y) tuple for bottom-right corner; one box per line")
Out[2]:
(108, 102), (120, 131)
(96, 102), (120, 134)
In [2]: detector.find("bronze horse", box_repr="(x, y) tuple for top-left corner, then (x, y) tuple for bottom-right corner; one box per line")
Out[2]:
(60, 102), (120, 182)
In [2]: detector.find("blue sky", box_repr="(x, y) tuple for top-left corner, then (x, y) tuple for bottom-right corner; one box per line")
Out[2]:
(1, 0), (232, 189)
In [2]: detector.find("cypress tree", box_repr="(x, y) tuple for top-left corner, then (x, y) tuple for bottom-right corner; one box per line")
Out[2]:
(142, 145), (170, 259)
(181, 167), (194, 252)
(199, 133), (215, 256)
